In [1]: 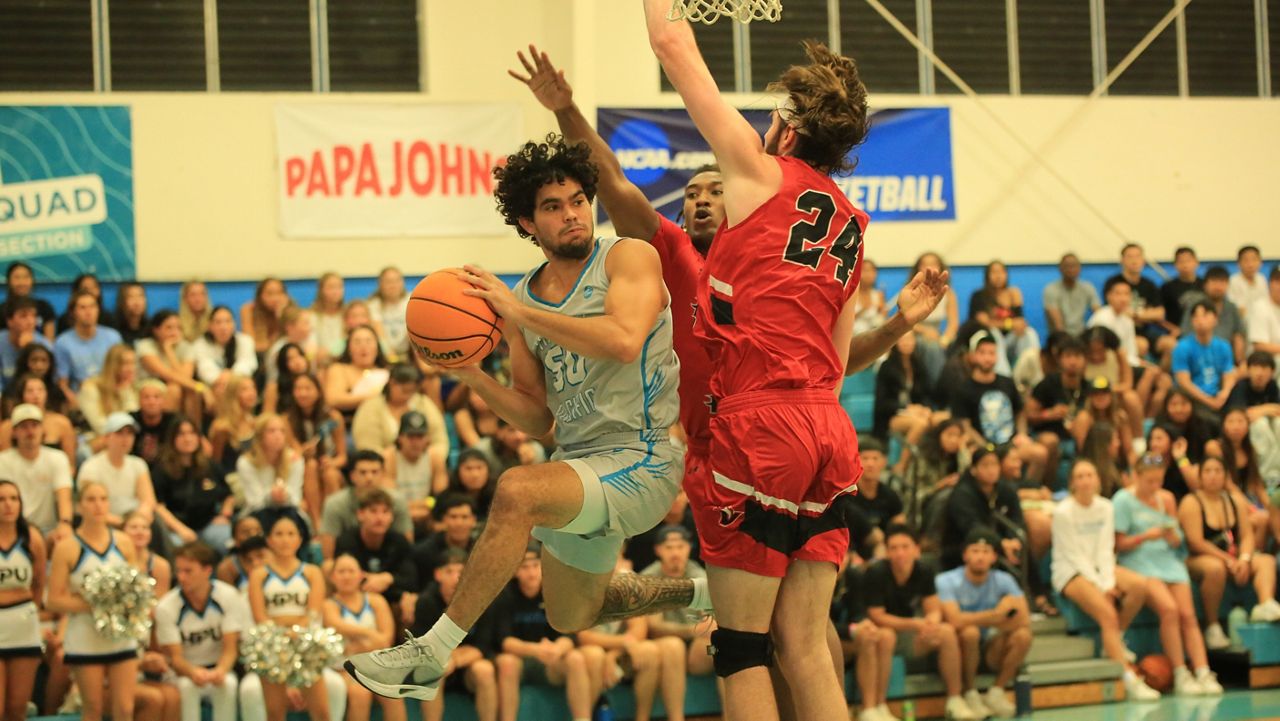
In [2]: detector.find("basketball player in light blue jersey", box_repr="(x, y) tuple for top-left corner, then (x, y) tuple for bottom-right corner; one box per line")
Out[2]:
(347, 135), (712, 701)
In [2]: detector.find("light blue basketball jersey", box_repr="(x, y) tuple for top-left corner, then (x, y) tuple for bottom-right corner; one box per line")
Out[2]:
(513, 237), (680, 448)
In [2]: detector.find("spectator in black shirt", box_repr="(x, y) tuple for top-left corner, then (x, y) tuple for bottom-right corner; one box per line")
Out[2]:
(951, 332), (1050, 483)
(873, 332), (939, 473)
(492, 545), (600, 721)
(864, 526), (976, 720)
(1, 262), (57, 340)
(1026, 336), (1087, 485)
(132, 379), (177, 464)
(941, 446), (1026, 571)
(845, 439), (904, 560)
(1229, 352), (1280, 485)
(335, 487), (418, 624)
(413, 548), (500, 721)
(412, 493), (478, 584)
(152, 415), (234, 551)
(1107, 242), (1172, 356)
(1161, 247), (1202, 330)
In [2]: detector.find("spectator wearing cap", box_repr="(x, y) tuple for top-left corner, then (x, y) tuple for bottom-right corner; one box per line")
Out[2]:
(1043, 253), (1101, 336)
(383, 410), (446, 531)
(333, 487), (418, 624)
(1227, 352), (1280, 483)
(351, 362), (448, 456)
(1248, 264), (1280, 368)
(0, 296), (54, 387)
(1113, 453), (1218, 686)
(52, 290), (123, 399)
(0, 403), (73, 542)
(1180, 266), (1247, 363)
(318, 449), (412, 559)
(639, 524), (716, 695)
(843, 438), (905, 557)
(411, 494), (478, 587)
(950, 332), (1050, 484)
(0, 374), (79, 472)
(940, 445), (1026, 572)
(859, 526), (979, 720)
(77, 411), (156, 526)
(1172, 302), (1237, 419)
(935, 528), (1030, 719)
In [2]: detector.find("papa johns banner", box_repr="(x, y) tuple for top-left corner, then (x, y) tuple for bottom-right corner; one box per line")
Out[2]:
(597, 106), (955, 224)
(0, 106), (136, 281)
(276, 104), (523, 239)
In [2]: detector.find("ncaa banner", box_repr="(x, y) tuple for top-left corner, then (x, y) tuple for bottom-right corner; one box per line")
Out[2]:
(276, 104), (522, 238)
(597, 106), (955, 223)
(0, 106), (136, 281)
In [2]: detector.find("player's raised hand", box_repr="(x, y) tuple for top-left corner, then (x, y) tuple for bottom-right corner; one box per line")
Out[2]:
(509, 44), (574, 112)
(896, 267), (951, 327)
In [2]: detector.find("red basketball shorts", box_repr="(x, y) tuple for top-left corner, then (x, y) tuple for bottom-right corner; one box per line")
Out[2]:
(686, 388), (863, 578)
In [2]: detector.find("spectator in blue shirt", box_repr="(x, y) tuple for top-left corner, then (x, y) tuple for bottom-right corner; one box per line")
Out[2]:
(1171, 301), (1238, 416)
(0, 297), (54, 388)
(936, 529), (1030, 719)
(53, 290), (124, 398)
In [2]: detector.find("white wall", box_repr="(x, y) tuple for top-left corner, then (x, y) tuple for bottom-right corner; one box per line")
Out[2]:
(2, 0), (1276, 281)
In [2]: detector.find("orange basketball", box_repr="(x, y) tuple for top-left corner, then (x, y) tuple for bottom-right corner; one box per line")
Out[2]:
(1137, 654), (1173, 693)
(406, 270), (503, 368)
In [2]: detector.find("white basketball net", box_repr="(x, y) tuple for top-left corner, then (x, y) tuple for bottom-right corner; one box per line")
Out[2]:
(668, 0), (782, 24)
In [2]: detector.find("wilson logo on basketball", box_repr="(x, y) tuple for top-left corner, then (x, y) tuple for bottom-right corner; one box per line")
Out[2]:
(422, 348), (464, 361)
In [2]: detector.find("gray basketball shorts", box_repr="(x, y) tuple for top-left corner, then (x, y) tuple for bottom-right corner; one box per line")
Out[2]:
(532, 431), (684, 575)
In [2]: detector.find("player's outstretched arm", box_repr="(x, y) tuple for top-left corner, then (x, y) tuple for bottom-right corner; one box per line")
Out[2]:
(643, 0), (779, 212)
(460, 242), (665, 365)
(510, 46), (660, 241)
(450, 330), (555, 437)
(845, 268), (951, 375)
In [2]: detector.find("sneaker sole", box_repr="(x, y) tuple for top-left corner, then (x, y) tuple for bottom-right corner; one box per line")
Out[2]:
(344, 661), (441, 701)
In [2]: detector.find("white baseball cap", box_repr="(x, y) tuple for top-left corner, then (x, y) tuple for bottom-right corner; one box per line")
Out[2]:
(10, 404), (43, 426)
(103, 412), (139, 435)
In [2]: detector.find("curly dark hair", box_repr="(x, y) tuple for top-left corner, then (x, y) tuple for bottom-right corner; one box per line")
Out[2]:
(493, 134), (599, 243)
(768, 41), (869, 176)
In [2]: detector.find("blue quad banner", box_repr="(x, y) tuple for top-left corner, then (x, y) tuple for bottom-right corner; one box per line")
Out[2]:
(597, 106), (954, 225)
(0, 106), (136, 282)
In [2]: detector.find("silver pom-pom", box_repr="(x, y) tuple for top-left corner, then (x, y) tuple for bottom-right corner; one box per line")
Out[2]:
(240, 622), (344, 688)
(80, 565), (157, 643)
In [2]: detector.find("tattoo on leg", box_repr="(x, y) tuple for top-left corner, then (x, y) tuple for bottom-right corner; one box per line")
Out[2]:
(593, 574), (695, 625)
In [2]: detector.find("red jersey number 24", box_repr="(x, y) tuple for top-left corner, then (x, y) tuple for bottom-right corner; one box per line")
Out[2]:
(782, 190), (863, 288)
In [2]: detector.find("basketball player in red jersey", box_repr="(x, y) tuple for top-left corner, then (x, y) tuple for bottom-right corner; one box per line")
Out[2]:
(644, 3), (949, 720)
(513, 42), (948, 720)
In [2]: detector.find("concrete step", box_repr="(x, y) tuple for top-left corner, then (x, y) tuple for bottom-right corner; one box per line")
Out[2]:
(1028, 633), (1097, 664)
(901, 657), (1123, 697)
(1032, 614), (1068, 634)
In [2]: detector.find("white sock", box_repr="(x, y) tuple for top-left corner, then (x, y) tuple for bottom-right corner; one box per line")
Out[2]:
(1123, 670), (1137, 682)
(688, 576), (711, 610)
(423, 614), (468, 663)
(1195, 666), (1212, 677)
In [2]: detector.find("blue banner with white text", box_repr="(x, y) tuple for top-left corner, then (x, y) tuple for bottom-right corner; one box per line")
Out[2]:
(0, 106), (136, 281)
(597, 106), (955, 224)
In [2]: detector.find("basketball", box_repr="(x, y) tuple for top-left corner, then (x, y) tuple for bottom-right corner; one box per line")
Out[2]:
(406, 270), (504, 368)
(1137, 654), (1173, 693)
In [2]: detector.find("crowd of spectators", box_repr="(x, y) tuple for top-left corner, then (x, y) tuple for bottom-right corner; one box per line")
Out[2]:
(0, 245), (1275, 721)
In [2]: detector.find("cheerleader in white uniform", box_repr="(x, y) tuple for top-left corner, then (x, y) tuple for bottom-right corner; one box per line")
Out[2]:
(323, 554), (405, 721)
(122, 509), (182, 721)
(47, 481), (141, 721)
(241, 514), (345, 721)
(0, 480), (47, 721)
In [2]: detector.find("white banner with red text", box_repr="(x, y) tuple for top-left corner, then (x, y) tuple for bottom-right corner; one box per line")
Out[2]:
(275, 104), (522, 238)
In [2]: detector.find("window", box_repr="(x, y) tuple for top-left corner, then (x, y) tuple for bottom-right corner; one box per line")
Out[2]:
(750, 0), (830, 90)
(1186, 0), (1258, 96)
(662, 23), (736, 91)
(0, 0), (93, 91)
(1272, 0), (1280, 96)
(1019, 0), (1094, 94)
(839, 0), (921, 94)
(327, 0), (420, 91)
(218, 0), (313, 91)
(108, 0), (207, 90)
(1105, 0), (1179, 95)
(931, 0), (1010, 93)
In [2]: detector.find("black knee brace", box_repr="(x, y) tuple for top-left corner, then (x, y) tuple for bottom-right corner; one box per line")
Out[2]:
(709, 627), (774, 678)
